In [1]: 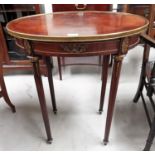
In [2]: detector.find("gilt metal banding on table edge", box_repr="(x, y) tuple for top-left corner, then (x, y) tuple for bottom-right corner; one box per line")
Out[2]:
(6, 11), (149, 43)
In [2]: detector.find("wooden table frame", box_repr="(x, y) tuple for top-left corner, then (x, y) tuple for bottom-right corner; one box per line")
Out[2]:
(6, 11), (148, 144)
(23, 36), (131, 144)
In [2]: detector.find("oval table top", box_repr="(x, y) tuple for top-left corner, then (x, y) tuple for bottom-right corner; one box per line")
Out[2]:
(6, 11), (149, 42)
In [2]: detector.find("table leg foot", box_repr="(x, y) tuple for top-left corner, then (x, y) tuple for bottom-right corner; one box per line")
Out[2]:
(103, 139), (108, 145)
(46, 138), (53, 144)
(98, 110), (103, 114)
(53, 110), (57, 114)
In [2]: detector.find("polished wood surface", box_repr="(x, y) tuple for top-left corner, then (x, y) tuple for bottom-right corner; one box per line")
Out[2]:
(6, 11), (148, 42)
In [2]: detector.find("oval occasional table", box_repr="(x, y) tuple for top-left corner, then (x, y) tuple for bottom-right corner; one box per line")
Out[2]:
(6, 11), (148, 144)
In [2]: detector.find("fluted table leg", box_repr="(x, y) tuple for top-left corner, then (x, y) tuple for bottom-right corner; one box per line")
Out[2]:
(103, 37), (129, 144)
(103, 54), (124, 144)
(24, 40), (52, 143)
(31, 57), (53, 143)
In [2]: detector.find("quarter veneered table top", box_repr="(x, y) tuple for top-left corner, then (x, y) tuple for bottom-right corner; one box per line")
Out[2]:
(6, 11), (149, 42)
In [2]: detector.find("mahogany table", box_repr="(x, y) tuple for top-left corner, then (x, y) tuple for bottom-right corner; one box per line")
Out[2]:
(6, 11), (148, 144)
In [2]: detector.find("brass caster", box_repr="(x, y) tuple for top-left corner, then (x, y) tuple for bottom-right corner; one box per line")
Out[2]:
(98, 110), (103, 114)
(53, 110), (57, 115)
(103, 140), (108, 145)
(46, 139), (53, 144)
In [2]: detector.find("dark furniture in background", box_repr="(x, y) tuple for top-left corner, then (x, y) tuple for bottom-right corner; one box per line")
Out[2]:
(52, 4), (113, 80)
(122, 4), (150, 17)
(130, 5), (155, 150)
(52, 4), (112, 12)
(141, 33), (155, 151)
(0, 4), (47, 74)
(119, 4), (155, 38)
(0, 42), (15, 113)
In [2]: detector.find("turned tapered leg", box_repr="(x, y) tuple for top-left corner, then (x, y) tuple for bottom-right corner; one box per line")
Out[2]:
(45, 57), (57, 114)
(144, 115), (155, 151)
(103, 55), (124, 144)
(57, 57), (62, 80)
(99, 55), (110, 114)
(32, 58), (52, 143)
(0, 64), (16, 113)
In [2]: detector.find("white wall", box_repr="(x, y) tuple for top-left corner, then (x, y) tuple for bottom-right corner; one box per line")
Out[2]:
(44, 4), (52, 13)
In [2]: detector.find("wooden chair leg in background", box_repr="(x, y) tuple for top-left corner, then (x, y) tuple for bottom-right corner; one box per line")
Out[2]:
(0, 64), (16, 113)
(133, 60), (146, 103)
(144, 115), (155, 151)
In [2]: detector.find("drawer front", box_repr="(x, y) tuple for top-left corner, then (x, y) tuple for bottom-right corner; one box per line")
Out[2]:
(52, 4), (112, 12)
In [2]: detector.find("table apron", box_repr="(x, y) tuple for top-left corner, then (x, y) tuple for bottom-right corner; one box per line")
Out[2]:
(16, 35), (139, 57)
